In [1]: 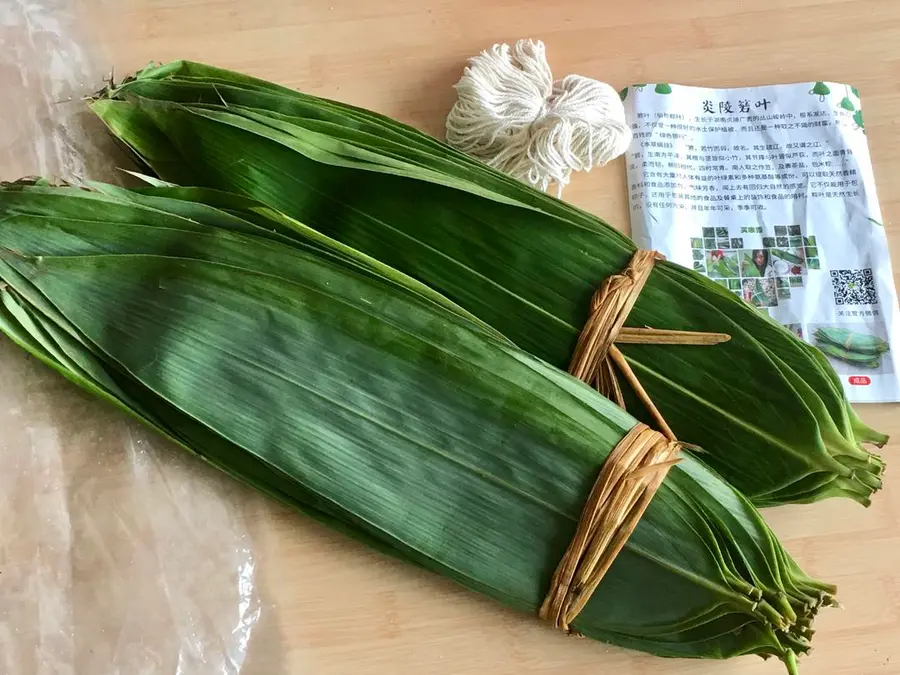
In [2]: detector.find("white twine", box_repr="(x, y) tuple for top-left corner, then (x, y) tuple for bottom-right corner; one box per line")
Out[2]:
(446, 39), (632, 196)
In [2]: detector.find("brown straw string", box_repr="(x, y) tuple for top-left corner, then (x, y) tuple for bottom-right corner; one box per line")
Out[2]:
(539, 423), (680, 632)
(567, 250), (729, 440)
(540, 250), (730, 633)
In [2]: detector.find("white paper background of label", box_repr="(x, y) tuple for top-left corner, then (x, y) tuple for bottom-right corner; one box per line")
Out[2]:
(623, 82), (900, 403)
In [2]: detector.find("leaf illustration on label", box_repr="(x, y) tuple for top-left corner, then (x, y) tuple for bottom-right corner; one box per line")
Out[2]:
(809, 81), (831, 101)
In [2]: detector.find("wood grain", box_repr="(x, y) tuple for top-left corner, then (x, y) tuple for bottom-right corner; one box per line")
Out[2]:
(2, 0), (899, 673)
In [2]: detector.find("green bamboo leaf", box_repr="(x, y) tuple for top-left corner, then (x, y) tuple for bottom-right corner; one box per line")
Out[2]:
(814, 327), (890, 355)
(770, 249), (804, 265)
(816, 341), (882, 368)
(93, 82), (872, 504)
(89, 62), (887, 507)
(0, 183), (836, 667)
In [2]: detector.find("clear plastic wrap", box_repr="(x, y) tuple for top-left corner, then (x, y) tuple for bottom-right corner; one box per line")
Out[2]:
(0, 2), (262, 672)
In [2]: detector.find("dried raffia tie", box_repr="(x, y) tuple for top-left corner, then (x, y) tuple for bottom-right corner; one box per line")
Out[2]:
(539, 250), (731, 633)
(539, 423), (681, 632)
(567, 249), (730, 440)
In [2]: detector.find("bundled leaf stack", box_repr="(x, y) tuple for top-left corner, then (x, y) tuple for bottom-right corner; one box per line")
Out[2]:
(91, 61), (888, 507)
(815, 327), (891, 369)
(0, 181), (835, 672)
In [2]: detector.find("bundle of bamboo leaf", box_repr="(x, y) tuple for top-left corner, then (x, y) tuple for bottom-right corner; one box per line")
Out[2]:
(91, 61), (888, 507)
(815, 327), (891, 369)
(0, 180), (834, 672)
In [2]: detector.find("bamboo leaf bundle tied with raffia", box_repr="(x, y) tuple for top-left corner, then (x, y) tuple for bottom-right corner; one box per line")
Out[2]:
(0, 181), (837, 672)
(91, 61), (888, 507)
(815, 327), (890, 355)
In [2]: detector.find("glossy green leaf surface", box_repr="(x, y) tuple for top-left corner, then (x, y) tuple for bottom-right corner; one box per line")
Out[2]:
(91, 61), (887, 506)
(0, 183), (833, 671)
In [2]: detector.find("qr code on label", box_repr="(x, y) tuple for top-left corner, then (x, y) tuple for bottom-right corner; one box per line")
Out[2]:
(830, 269), (878, 305)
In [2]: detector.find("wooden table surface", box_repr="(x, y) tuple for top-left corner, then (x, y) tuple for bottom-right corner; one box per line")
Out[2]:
(2, 1), (899, 674)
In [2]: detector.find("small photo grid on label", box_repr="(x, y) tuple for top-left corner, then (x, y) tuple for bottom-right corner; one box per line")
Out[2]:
(692, 226), (820, 308)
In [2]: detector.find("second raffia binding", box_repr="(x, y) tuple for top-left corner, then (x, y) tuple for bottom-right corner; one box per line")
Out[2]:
(540, 249), (730, 630)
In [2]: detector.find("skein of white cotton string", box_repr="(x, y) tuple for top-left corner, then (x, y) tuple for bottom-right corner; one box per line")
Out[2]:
(446, 39), (631, 196)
